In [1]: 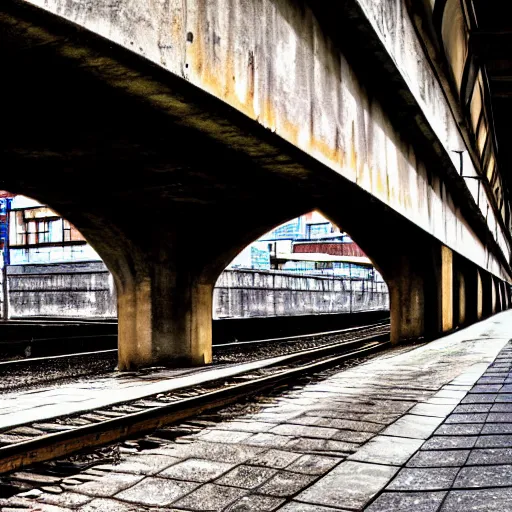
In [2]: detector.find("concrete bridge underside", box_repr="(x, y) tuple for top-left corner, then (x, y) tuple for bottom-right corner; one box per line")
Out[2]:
(0, 0), (510, 369)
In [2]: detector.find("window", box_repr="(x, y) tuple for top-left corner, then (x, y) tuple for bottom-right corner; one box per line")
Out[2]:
(307, 222), (331, 239)
(9, 208), (85, 247)
(63, 220), (84, 242)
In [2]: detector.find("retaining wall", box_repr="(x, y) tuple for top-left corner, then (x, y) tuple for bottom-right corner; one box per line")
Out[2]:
(4, 263), (389, 319)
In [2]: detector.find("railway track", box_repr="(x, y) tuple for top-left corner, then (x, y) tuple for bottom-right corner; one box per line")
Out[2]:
(0, 327), (389, 475)
(0, 319), (389, 368)
(215, 319), (389, 349)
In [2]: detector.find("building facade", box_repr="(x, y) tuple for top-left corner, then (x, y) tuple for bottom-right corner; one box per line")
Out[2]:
(6, 195), (100, 265)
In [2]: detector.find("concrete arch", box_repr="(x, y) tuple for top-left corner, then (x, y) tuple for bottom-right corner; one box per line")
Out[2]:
(1, 0), (510, 370)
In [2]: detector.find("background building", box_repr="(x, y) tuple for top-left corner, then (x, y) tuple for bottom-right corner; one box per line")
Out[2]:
(2, 194), (100, 265)
(229, 210), (383, 281)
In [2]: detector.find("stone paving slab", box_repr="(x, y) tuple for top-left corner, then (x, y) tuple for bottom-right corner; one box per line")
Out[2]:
(347, 435), (424, 465)
(4, 310), (512, 511)
(297, 461), (399, 509)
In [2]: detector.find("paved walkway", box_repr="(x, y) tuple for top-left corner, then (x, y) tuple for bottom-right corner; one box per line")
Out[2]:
(366, 334), (512, 511)
(2, 311), (512, 511)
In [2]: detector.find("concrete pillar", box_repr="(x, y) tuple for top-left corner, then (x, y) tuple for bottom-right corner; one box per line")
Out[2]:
(388, 244), (454, 343)
(491, 278), (497, 315)
(480, 271), (494, 318)
(476, 270), (483, 320)
(389, 271), (425, 343)
(440, 246), (453, 332)
(105, 201), (311, 371)
(456, 269), (466, 327)
(116, 266), (213, 371)
(495, 279), (502, 313)
(387, 248), (435, 344)
(502, 282), (510, 310)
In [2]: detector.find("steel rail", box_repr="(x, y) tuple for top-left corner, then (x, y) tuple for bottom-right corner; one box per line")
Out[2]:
(214, 319), (390, 348)
(0, 335), (389, 474)
(0, 320), (389, 367)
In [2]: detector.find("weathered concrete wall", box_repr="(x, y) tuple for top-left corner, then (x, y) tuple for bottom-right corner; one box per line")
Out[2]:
(215, 270), (389, 318)
(355, 0), (509, 273)
(20, 0), (510, 282)
(5, 264), (389, 320)
(6, 262), (117, 319)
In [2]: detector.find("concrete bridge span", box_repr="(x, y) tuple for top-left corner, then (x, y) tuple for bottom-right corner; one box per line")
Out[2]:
(0, 0), (510, 369)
